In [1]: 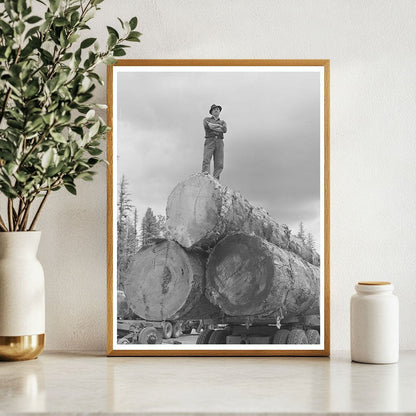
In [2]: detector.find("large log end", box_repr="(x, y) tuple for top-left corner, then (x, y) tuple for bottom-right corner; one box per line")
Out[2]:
(206, 233), (320, 319)
(166, 173), (222, 248)
(206, 233), (276, 316)
(123, 240), (205, 321)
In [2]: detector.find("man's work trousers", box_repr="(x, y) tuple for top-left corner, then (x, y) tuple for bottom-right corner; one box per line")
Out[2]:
(202, 137), (224, 180)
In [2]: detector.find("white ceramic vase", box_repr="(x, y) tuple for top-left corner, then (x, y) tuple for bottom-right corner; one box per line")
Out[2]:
(350, 281), (399, 364)
(0, 231), (45, 361)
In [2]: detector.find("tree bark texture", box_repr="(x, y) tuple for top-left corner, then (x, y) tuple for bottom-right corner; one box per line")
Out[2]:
(166, 173), (320, 266)
(206, 233), (320, 319)
(123, 240), (218, 321)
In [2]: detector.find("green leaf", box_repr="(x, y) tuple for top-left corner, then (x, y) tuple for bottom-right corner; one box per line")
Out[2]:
(25, 117), (44, 133)
(70, 11), (80, 26)
(61, 52), (72, 61)
(129, 17), (138, 30)
(24, 25), (39, 39)
(80, 37), (96, 49)
(85, 109), (95, 120)
(16, 21), (25, 35)
(89, 121), (100, 138)
(14, 171), (28, 183)
(113, 47), (126, 57)
(4, 1), (16, 20)
(45, 165), (62, 177)
(49, 0), (60, 13)
(126, 32), (141, 42)
(59, 29), (67, 47)
(26, 16), (42, 24)
(54, 17), (69, 27)
(129, 30), (141, 38)
(42, 112), (54, 125)
(106, 26), (119, 39)
(107, 33), (117, 49)
(23, 6), (32, 17)
(49, 76), (60, 92)
(78, 171), (94, 181)
(0, 20), (13, 35)
(24, 83), (39, 98)
(87, 147), (102, 156)
(83, 9), (95, 23)
(41, 148), (54, 169)
(63, 147), (70, 159)
(87, 158), (99, 166)
(0, 184), (18, 198)
(117, 17), (125, 29)
(7, 119), (24, 129)
(64, 183), (76, 195)
(103, 56), (117, 65)
(77, 93), (93, 103)
(5, 162), (18, 176)
(74, 148), (84, 159)
(68, 33), (80, 44)
(17, 0), (26, 13)
(50, 131), (67, 143)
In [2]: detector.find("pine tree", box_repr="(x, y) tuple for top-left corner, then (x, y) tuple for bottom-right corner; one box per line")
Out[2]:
(297, 221), (306, 243)
(307, 233), (315, 250)
(156, 214), (167, 238)
(282, 224), (292, 249)
(117, 176), (139, 289)
(140, 208), (159, 246)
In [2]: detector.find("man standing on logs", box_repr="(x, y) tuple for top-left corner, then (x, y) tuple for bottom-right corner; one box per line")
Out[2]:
(202, 104), (227, 180)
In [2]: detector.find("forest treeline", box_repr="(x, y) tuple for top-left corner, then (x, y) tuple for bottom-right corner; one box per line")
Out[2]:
(117, 175), (167, 289)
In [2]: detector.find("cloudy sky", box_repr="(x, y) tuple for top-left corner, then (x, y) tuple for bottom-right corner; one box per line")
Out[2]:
(116, 68), (322, 251)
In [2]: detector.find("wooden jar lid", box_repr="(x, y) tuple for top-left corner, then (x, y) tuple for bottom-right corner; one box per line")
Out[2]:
(358, 281), (391, 285)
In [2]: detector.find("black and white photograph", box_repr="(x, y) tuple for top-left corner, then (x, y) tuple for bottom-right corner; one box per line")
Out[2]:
(108, 60), (329, 355)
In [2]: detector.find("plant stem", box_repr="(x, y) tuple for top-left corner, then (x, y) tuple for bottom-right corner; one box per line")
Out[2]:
(0, 89), (12, 125)
(29, 189), (50, 231)
(7, 199), (14, 231)
(20, 200), (33, 231)
(15, 199), (27, 231)
(0, 214), (8, 232)
(14, 199), (23, 230)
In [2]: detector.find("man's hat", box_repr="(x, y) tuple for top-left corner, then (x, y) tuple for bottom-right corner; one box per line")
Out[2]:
(209, 104), (222, 114)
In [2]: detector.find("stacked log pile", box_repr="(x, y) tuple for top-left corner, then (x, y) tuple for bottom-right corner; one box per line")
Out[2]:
(124, 173), (320, 322)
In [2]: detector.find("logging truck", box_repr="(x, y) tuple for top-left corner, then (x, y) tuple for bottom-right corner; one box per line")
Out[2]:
(117, 290), (200, 344)
(117, 173), (321, 345)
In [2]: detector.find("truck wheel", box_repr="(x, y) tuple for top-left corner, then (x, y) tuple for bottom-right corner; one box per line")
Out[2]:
(208, 329), (230, 344)
(196, 329), (214, 344)
(162, 321), (173, 339)
(306, 329), (320, 344)
(171, 321), (182, 338)
(287, 329), (308, 344)
(272, 329), (290, 344)
(181, 321), (192, 334)
(139, 327), (160, 344)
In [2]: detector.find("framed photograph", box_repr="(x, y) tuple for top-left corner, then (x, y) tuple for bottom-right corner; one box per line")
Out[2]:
(107, 60), (330, 356)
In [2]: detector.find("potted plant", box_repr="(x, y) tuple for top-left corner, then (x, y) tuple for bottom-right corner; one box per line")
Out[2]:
(0, 0), (140, 360)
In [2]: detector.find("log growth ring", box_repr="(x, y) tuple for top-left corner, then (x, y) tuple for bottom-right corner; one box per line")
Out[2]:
(206, 234), (274, 316)
(124, 240), (201, 321)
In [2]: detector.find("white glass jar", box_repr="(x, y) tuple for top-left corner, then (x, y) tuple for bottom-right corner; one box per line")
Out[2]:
(350, 281), (399, 364)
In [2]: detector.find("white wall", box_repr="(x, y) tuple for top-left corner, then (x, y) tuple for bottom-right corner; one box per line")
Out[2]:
(38, 0), (416, 351)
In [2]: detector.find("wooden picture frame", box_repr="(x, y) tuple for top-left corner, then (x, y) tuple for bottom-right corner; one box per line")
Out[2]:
(107, 60), (330, 356)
